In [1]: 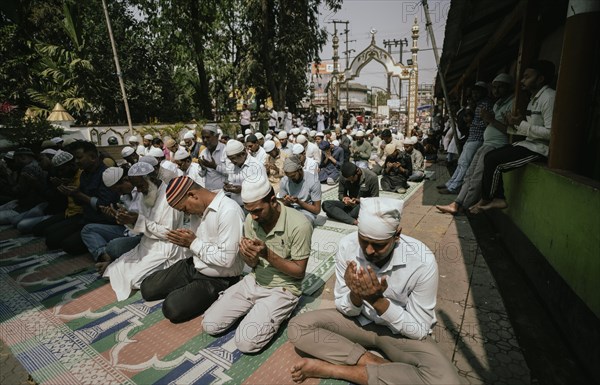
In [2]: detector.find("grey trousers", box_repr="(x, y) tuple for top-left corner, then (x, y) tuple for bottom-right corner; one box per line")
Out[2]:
(455, 144), (497, 208)
(288, 309), (460, 385)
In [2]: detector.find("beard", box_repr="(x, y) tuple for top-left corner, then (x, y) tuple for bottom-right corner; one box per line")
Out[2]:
(142, 177), (160, 207)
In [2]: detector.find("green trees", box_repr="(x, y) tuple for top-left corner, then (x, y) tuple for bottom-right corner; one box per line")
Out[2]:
(0, 0), (342, 124)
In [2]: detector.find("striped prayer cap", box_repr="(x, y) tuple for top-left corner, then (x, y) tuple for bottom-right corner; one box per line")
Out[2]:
(166, 176), (194, 207)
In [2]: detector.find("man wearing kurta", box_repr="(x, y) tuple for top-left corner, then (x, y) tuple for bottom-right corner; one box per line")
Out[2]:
(202, 175), (312, 353)
(103, 162), (184, 301)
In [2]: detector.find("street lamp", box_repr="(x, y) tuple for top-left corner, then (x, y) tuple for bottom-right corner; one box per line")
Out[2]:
(370, 86), (388, 117)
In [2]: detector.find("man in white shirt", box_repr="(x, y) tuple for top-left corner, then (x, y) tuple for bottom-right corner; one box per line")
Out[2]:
(240, 104), (251, 134)
(197, 125), (228, 192)
(289, 198), (460, 385)
(269, 108), (279, 131)
(278, 131), (293, 157)
(141, 176), (244, 323)
(173, 148), (203, 186)
(296, 134), (321, 165)
(292, 144), (319, 175)
(283, 107), (293, 132)
(471, 60), (555, 213)
(245, 134), (268, 165)
(223, 139), (267, 206)
(102, 162), (185, 301)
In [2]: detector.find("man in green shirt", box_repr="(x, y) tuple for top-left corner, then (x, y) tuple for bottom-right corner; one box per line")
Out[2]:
(202, 174), (312, 353)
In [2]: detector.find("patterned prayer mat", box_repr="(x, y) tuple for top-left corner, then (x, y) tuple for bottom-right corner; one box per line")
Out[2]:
(0, 179), (423, 385)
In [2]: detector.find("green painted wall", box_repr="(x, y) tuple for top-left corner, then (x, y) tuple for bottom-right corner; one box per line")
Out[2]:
(504, 164), (600, 317)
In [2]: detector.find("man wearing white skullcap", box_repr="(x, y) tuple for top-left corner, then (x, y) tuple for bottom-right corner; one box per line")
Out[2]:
(223, 139), (267, 206)
(197, 125), (228, 192)
(263, 140), (285, 192)
(81, 166), (143, 266)
(350, 130), (372, 169)
(291, 144), (319, 175)
(380, 140), (412, 194)
(297, 134), (321, 165)
(172, 148), (203, 186)
(278, 157), (322, 226)
(140, 176), (244, 323)
(102, 160), (185, 300)
(120, 146), (138, 166)
(257, 104), (269, 134)
(142, 134), (153, 155)
(283, 106), (293, 132)
(183, 130), (202, 160)
(278, 131), (293, 157)
(289, 197), (460, 385)
(202, 174), (312, 354)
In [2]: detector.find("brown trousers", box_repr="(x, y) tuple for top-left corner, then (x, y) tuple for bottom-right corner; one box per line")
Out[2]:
(288, 309), (461, 385)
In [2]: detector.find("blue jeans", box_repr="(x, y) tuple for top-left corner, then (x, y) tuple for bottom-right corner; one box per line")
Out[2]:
(80, 223), (127, 260)
(445, 140), (482, 192)
(106, 235), (142, 260)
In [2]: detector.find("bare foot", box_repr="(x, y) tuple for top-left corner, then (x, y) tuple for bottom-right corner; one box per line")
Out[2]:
(95, 262), (111, 276)
(291, 358), (333, 383)
(469, 199), (488, 215)
(478, 198), (508, 211)
(98, 252), (112, 263)
(436, 202), (459, 215)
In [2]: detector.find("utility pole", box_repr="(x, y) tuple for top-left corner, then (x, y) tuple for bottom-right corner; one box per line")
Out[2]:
(333, 20), (350, 112)
(383, 38), (409, 98)
(421, 0), (458, 150)
(101, 0), (133, 132)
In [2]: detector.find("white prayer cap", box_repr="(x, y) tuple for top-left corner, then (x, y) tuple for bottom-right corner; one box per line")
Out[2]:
(263, 140), (276, 153)
(355, 130), (365, 138)
(403, 138), (413, 145)
(384, 142), (398, 156)
(121, 146), (135, 157)
(332, 140), (340, 147)
(139, 155), (158, 166)
(244, 128), (253, 135)
(493, 73), (513, 84)
(265, 134), (273, 141)
(292, 143), (305, 155)
(174, 148), (191, 160)
(51, 150), (73, 167)
(183, 131), (195, 140)
(102, 167), (124, 187)
(260, 104), (265, 108)
(366, 129), (373, 135)
(50, 137), (64, 144)
(241, 174), (272, 203)
(255, 132), (264, 140)
(128, 161), (154, 176)
(127, 135), (139, 143)
(300, 129), (308, 135)
(136, 147), (146, 156)
(278, 131), (288, 139)
(148, 147), (165, 158)
(236, 134), (244, 139)
(316, 132), (325, 137)
(144, 134), (153, 140)
(283, 157), (301, 172)
(179, 140), (187, 146)
(284, 106), (289, 110)
(5, 151), (14, 160)
(41, 148), (57, 156)
(358, 198), (404, 240)
(291, 128), (301, 136)
(202, 124), (218, 134)
(296, 134), (307, 144)
(411, 136), (418, 143)
(308, 130), (316, 137)
(346, 125), (353, 129)
(225, 139), (246, 156)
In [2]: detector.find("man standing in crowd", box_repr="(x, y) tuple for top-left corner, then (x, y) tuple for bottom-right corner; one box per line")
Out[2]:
(197, 124), (228, 192)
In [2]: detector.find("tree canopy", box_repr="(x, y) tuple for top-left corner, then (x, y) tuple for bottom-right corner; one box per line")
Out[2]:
(0, 0), (342, 126)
